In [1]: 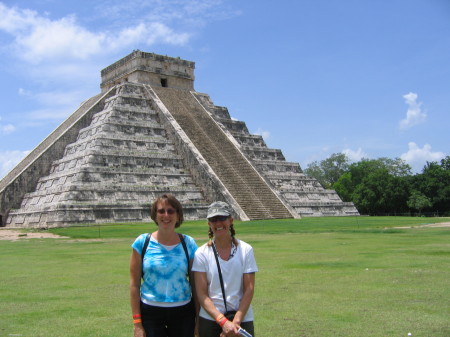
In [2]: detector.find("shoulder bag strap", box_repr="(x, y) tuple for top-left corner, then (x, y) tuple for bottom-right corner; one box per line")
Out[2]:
(211, 242), (228, 312)
(141, 233), (151, 279)
(178, 233), (190, 275)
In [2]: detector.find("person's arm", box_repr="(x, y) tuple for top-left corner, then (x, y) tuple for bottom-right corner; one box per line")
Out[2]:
(130, 249), (145, 337)
(232, 272), (255, 326)
(194, 271), (239, 337)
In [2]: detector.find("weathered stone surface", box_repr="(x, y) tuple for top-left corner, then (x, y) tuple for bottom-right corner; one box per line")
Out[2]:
(100, 50), (195, 92)
(0, 50), (358, 227)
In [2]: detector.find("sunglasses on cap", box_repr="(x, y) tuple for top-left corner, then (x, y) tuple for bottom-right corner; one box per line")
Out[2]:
(157, 208), (176, 215)
(208, 215), (229, 222)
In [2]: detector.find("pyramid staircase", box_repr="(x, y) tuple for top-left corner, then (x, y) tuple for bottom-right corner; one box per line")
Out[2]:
(150, 86), (294, 220)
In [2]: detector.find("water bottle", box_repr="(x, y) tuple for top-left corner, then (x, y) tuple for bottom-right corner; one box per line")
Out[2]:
(238, 327), (253, 337)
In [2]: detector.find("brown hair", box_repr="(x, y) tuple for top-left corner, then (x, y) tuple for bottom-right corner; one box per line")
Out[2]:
(150, 194), (184, 228)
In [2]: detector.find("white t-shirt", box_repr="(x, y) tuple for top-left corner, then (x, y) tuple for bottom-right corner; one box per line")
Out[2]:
(192, 239), (258, 322)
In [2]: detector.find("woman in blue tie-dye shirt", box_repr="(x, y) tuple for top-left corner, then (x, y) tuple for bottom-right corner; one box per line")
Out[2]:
(130, 194), (198, 337)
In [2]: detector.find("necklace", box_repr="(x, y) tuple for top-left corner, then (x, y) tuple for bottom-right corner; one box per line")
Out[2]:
(213, 240), (237, 260)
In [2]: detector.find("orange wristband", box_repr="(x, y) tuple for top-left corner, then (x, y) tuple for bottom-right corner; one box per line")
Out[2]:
(215, 314), (225, 323)
(218, 317), (228, 327)
(133, 319), (142, 324)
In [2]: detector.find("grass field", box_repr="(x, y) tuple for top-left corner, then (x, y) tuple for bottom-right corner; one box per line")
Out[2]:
(1, 216), (449, 337)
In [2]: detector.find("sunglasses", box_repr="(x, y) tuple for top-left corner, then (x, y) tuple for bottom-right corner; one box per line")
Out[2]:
(209, 216), (229, 223)
(157, 208), (176, 215)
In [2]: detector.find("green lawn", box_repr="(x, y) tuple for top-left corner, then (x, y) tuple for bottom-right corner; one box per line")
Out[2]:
(1, 216), (449, 337)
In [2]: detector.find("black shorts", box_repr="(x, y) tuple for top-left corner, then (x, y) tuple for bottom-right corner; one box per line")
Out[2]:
(140, 300), (195, 337)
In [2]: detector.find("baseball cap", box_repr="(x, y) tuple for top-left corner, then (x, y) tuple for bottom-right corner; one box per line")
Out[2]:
(207, 201), (232, 219)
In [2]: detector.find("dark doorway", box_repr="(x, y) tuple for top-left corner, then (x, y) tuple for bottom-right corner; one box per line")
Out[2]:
(161, 78), (168, 87)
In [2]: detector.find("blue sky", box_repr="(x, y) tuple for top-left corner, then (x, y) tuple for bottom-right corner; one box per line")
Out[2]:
(0, 0), (449, 179)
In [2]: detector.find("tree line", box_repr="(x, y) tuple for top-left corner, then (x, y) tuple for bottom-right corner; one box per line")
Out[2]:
(304, 154), (450, 216)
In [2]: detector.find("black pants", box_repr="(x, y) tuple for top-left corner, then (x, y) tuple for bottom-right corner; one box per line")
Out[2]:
(198, 316), (255, 337)
(140, 300), (195, 337)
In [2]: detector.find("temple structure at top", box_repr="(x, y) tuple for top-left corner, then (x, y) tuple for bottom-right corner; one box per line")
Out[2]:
(100, 51), (195, 92)
(0, 50), (359, 227)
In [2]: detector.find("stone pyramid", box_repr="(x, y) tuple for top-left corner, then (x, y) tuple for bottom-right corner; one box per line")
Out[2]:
(0, 51), (358, 227)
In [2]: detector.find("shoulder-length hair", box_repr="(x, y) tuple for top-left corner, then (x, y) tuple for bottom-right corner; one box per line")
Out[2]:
(150, 194), (184, 228)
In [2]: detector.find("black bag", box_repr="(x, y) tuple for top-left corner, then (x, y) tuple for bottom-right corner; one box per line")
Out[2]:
(224, 310), (237, 320)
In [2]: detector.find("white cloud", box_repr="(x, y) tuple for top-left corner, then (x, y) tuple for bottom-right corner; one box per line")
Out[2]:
(18, 88), (31, 96)
(94, 0), (241, 27)
(0, 117), (16, 135)
(107, 22), (190, 51)
(0, 3), (191, 64)
(0, 150), (30, 179)
(399, 92), (427, 129)
(1, 124), (16, 134)
(400, 142), (445, 172)
(254, 128), (271, 140)
(342, 147), (368, 162)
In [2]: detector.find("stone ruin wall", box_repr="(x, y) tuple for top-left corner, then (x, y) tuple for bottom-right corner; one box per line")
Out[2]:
(0, 91), (114, 226)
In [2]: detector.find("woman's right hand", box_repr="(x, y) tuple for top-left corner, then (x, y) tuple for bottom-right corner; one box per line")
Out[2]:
(220, 320), (239, 337)
(133, 323), (146, 337)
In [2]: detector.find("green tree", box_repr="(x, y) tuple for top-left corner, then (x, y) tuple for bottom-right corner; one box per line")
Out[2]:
(333, 172), (353, 202)
(407, 191), (432, 215)
(333, 158), (412, 215)
(441, 156), (450, 170)
(305, 153), (349, 188)
(351, 168), (410, 215)
(410, 156), (450, 215)
(379, 157), (412, 176)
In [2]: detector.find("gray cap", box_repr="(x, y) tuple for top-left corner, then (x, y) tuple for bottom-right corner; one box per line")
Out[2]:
(207, 201), (232, 219)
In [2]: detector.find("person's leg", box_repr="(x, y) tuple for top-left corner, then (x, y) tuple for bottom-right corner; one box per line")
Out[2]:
(198, 316), (222, 337)
(240, 321), (255, 336)
(140, 302), (168, 337)
(166, 301), (195, 337)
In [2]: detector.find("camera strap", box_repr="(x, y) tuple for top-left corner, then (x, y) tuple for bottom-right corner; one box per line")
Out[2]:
(211, 241), (228, 312)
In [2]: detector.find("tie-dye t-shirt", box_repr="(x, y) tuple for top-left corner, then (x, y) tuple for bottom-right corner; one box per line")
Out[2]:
(132, 233), (198, 305)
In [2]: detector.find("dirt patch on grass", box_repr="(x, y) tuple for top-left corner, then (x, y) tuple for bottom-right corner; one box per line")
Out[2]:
(393, 222), (450, 229)
(0, 229), (68, 241)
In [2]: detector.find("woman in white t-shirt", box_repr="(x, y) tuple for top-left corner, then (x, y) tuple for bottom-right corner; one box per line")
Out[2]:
(192, 201), (258, 337)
